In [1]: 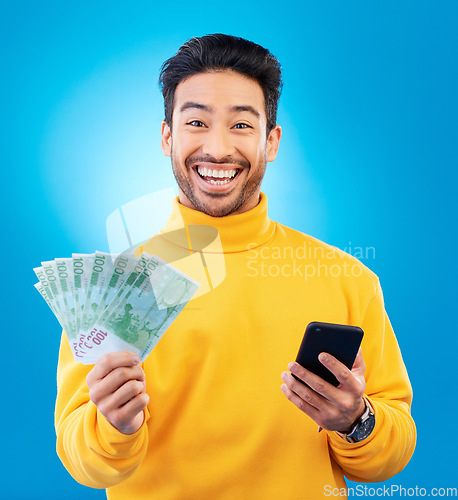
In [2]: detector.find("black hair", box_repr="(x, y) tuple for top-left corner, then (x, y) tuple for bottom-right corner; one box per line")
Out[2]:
(158, 33), (283, 134)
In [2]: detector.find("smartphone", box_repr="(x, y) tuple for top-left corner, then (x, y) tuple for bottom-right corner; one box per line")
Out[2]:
(293, 321), (364, 387)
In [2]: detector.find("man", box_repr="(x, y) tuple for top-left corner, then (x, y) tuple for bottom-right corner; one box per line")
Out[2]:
(56, 34), (416, 498)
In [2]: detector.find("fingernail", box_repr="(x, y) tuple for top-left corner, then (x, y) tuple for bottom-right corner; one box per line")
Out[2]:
(319, 353), (328, 362)
(288, 362), (297, 373)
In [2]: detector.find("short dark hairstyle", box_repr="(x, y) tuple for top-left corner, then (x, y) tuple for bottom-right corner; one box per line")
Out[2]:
(158, 33), (283, 135)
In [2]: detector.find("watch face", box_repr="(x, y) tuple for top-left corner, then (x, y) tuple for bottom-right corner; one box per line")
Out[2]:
(357, 414), (375, 440)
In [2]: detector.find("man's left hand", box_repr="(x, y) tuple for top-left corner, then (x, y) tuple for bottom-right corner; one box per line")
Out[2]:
(280, 347), (366, 433)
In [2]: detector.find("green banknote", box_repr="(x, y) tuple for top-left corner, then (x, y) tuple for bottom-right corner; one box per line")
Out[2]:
(34, 251), (200, 364)
(91, 253), (140, 324)
(76, 254), (200, 364)
(54, 258), (77, 339)
(34, 265), (69, 334)
(81, 251), (114, 332)
(72, 254), (93, 334)
(34, 282), (64, 328)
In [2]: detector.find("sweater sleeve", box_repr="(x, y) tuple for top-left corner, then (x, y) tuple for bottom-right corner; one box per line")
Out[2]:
(326, 279), (416, 482)
(55, 332), (150, 488)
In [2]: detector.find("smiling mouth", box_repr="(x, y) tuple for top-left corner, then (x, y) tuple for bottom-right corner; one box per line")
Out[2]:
(195, 165), (241, 185)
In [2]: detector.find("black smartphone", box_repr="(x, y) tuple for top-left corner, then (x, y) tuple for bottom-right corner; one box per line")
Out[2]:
(293, 321), (364, 387)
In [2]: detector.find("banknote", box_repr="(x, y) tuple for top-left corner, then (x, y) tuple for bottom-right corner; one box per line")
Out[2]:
(43, 258), (79, 340)
(34, 251), (200, 364)
(54, 258), (77, 339)
(91, 253), (140, 324)
(34, 282), (64, 329)
(81, 251), (114, 332)
(77, 257), (200, 364)
(133, 272), (200, 361)
(76, 254), (182, 363)
(95, 253), (151, 325)
(34, 265), (69, 333)
(72, 254), (93, 334)
(74, 252), (144, 362)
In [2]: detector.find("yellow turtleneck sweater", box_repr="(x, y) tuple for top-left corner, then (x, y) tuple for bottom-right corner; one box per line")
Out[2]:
(55, 192), (416, 499)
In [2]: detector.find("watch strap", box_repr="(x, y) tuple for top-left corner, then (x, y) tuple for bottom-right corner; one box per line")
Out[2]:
(335, 396), (374, 443)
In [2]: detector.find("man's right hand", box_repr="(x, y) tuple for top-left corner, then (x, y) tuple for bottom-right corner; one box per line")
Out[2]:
(86, 351), (149, 435)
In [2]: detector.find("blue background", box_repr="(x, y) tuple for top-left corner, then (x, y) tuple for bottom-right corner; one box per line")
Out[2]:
(2, 1), (457, 498)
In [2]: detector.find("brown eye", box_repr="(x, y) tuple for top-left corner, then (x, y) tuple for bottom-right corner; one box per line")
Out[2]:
(187, 120), (205, 127)
(233, 123), (250, 129)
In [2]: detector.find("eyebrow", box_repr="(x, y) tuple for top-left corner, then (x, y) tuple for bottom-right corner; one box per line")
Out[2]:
(180, 101), (210, 113)
(179, 101), (261, 119)
(231, 105), (260, 119)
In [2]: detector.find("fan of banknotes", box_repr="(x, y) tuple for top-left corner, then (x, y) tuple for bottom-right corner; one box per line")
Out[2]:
(34, 252), (200, 364)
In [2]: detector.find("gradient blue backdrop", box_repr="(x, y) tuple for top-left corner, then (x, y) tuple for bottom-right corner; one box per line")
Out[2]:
(2, 1), (457, 498)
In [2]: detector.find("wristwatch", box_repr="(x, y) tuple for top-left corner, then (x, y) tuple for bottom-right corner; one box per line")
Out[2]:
(338, 398), (375, 443)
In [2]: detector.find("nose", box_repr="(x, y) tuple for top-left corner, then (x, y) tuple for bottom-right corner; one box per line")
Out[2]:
(202, 125), (236, 160)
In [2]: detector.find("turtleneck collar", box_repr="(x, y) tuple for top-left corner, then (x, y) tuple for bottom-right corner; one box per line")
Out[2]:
(158, 192), (276, 254)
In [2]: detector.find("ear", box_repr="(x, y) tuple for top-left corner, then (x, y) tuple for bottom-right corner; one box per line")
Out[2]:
(161, 120), (172, 157)
(266, 124), (282, 162)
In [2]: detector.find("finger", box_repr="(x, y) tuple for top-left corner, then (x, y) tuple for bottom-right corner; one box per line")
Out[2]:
(109, 393), (149, 434)
(281, 383), (321, 422)
(281, 371), (325, 411)
(351, 347), (366, 376)
(317, 352), (361, 391)
(287, 361), (337, 401)
(99, 379), (146, 413)
(117, 380), (146, 407)
(87, 351), (141, 385)
(119, 392), (149, 416)
(89, 365), (145, 404)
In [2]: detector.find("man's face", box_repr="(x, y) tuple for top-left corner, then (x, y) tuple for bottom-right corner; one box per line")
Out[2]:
(161, 70), (281, 217)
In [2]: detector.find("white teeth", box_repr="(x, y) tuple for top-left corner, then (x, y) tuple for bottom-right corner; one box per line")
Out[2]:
(197, 166), (237, 179)
(207, 178), (231, 185)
